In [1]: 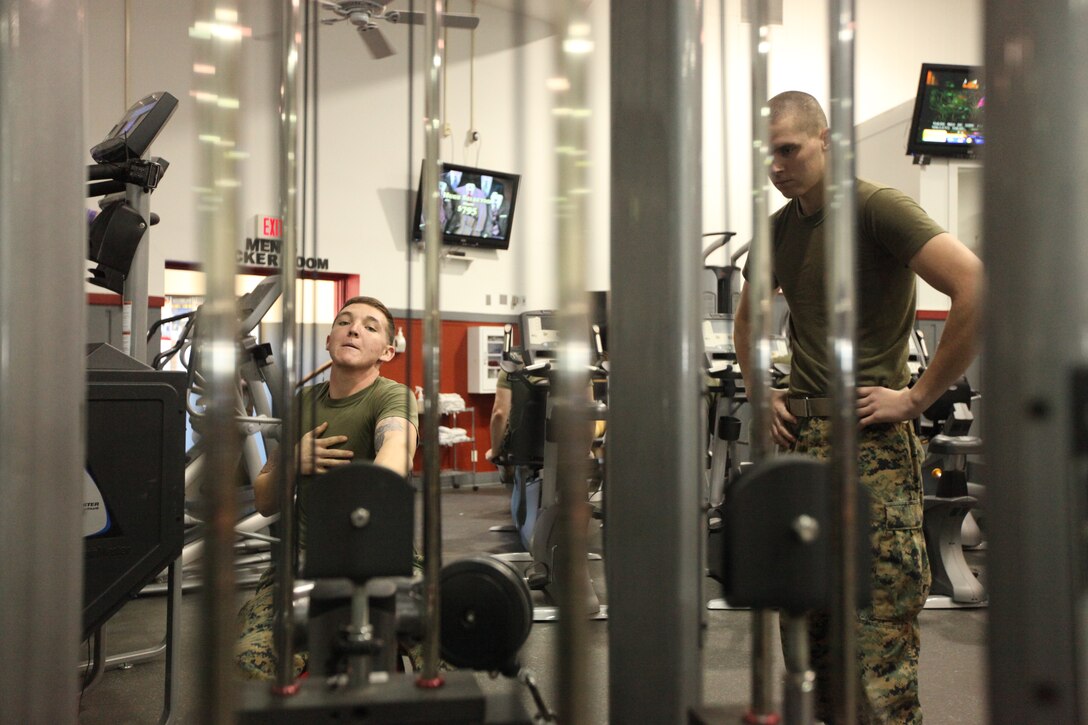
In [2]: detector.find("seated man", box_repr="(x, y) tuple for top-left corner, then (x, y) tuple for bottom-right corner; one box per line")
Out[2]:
(236, 295), (419, 681)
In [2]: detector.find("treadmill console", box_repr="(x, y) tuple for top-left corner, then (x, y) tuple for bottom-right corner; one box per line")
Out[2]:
(91, 91), (179, 164)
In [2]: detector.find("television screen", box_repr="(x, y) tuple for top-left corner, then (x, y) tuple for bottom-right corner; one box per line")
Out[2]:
(906, 63), (984, 159)
(413, 162), (520, 250)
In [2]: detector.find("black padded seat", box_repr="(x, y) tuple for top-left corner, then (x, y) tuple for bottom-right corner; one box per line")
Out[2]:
(926, 434), (983, 456)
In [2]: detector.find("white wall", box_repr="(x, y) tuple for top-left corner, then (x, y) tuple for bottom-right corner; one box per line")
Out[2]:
(86, 2), (281, 300)
(702, 0), (983, 271)
(85, 0), (982, 312)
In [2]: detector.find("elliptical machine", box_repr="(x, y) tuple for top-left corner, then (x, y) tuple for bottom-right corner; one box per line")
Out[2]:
(146, 275), (287, 591)
(493, 310), (608, 619)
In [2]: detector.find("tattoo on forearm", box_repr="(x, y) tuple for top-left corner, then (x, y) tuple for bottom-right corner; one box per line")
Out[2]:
(374, 418), (406, 453)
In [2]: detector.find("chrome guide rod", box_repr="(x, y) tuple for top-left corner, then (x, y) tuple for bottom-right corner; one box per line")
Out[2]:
(553, 2), (593, 723)
(720, 0), (732, 244)
(782, 612), (815, 724)
(745, 0), (777, 718)
(192, 2), (244, 722)
(273, 0), (304, 695)
(0, 0), (84, 722)
(984, 1), (1088, 721)
(419, 0), (445, 684)
(125, 171), (150, 363)
(826, 1), (859, 720)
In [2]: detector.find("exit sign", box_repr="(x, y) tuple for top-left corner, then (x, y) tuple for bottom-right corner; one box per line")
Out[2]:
(253, 215), (282, 240)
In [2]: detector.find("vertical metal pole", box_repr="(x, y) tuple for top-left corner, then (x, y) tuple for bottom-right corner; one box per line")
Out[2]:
(744, 1), (778, 720)
(553, 2), (593, 722)
(192, 4), (244, 722)
(124, 182), (150, 363)
(719, 0), (731, 234)
(119, 0), (148, 364)
(419, 0), (445, 685)
(0, 1), (84, 723)
(274, 0), (303, 695)
(782, 613), (815, 724)
(985, 1), (1088, 722)
(826, 1), (859, 721)
(161, 561), (183, 724)
(608, 2), (703, 723)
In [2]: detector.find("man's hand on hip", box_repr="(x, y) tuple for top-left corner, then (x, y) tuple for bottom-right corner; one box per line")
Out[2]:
(856, 386), (920, 428)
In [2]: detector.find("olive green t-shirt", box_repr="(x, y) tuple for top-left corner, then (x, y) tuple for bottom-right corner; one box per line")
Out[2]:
(748, 179), (943, 396)
(295, 376), (418, 548)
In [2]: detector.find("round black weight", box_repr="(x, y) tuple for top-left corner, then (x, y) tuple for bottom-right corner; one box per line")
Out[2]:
(440, 556), (532, 673)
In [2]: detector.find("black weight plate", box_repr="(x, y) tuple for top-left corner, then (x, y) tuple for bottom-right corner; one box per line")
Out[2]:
(440, 556), (532, 672)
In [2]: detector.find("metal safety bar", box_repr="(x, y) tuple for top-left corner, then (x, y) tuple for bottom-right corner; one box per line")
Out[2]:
(825, 1), (860, 721)
(607, 2), (704, 722)
(272, 0), (304, 697)
(553, 2), (594, 723)
(0, 1), (85, 722)
(744, 1), (779, 720)
(742, 3), (861, 722)
(984, 1), (1088, 722)
(419, 0), (445, 685)
(191, 2), (246, 722)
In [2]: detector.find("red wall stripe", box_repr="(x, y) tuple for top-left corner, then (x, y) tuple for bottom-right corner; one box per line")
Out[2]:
(87, 293), (166, 308)
(382, 317), (511, 475)
(916, 309), (949, 321)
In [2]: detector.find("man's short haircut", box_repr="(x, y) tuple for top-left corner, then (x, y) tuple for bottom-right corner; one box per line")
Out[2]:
(768, 91), (828, 138)
(337, 295), (396, 346)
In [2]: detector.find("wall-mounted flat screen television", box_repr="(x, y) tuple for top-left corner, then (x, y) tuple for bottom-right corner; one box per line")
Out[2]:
(906, 63), (984, 159)
(412, 162), (521, 250)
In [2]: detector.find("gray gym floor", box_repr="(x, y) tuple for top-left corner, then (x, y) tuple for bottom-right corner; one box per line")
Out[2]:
(77, 483), (987, 724)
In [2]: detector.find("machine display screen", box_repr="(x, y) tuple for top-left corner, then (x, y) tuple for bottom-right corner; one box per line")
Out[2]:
(106, 99), (157, 140)
(907, 63), (984, 159)
(90, 90), (178, 164)
(703, 316), (735, 354)
(413, 162), (521, 250)
(525, 315), (559, 348)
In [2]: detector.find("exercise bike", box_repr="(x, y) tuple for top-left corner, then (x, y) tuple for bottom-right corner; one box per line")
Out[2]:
(911, 330), (987, 608)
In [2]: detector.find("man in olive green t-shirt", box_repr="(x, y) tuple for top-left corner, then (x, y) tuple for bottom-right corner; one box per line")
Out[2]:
(734, 91), (983, 724)
(237, 294), (418, 681)
(253, 295), (418, 518)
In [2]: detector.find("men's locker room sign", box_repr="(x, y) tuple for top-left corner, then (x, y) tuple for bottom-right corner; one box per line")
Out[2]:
(239, 215), (330, 270)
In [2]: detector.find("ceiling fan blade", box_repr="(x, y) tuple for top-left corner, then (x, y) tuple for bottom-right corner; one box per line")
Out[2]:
(358, 25), (395, 58)
(388, 10), (424, 25)
(440, 13), (479, 30)
(387, 10), (479, 30)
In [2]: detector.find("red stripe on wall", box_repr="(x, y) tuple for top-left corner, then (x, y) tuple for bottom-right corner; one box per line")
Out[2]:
(382, 317), (513, 475)
(87, 293), (166, 308)
(916, 309), (948, 321)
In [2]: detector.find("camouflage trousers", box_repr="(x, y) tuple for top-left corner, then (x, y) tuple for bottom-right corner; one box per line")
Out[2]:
(235, 567), (309, 681)
(789, 418), (931, 724)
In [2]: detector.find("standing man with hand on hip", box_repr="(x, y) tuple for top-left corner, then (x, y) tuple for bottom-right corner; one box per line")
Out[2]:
(734, 91), (983, 724)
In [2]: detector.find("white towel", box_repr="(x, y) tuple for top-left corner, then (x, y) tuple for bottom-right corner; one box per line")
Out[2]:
(438, 426), (471, 445)
(439, 393), (467, 414)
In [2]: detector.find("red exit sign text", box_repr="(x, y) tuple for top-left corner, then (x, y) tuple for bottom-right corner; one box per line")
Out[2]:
(254, 215), (282, 240)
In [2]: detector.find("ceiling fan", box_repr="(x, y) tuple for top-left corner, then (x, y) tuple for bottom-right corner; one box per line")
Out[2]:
(319, 0), (480, 59)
